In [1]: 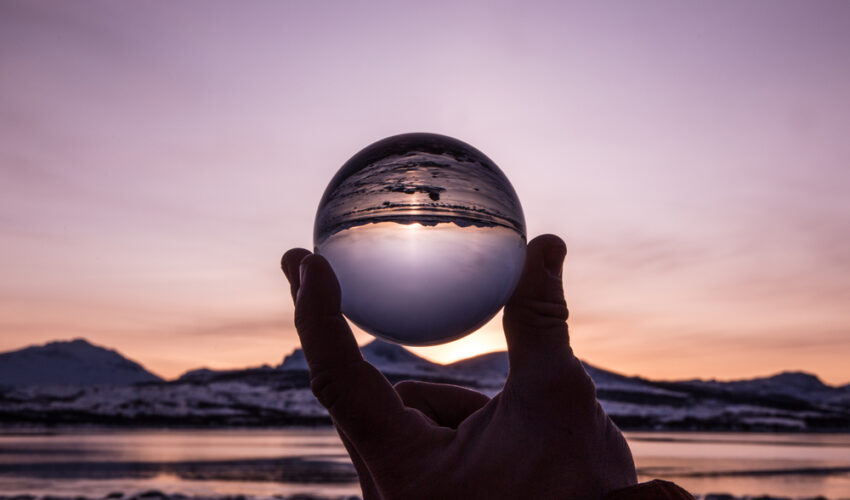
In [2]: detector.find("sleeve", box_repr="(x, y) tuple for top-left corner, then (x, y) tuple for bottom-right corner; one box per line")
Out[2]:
(602, 479), (696, 500)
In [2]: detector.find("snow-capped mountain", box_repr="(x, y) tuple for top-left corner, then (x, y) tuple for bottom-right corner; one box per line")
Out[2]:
(0, 339), (162, 386)
(280, 339), (442, 376)
(675, 371), (841, 404)
(279, 348), (309, 371)
(361, 339), (442, 374)
(1, 338), (849, 431)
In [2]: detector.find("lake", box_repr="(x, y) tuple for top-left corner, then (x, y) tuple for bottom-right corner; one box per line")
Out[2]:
(1, 429), (849, 499)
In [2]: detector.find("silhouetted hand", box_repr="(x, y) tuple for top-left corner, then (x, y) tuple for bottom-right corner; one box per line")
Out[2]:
(281, 235), (637, 499)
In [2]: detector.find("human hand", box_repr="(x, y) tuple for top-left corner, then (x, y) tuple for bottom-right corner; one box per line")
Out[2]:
(281, 235), (637, 499)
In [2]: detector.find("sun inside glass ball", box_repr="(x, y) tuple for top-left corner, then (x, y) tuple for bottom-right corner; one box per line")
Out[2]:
(313, 133), (527, 346)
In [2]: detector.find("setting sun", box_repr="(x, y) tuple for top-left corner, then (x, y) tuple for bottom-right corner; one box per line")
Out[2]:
(408, 315), (508, 364)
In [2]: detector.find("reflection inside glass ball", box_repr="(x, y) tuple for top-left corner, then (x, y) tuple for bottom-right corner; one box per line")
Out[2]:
(314, 133), (526, 346)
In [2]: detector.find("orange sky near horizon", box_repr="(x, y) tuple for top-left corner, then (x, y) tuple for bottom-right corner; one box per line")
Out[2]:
(1, 1), (849, 384)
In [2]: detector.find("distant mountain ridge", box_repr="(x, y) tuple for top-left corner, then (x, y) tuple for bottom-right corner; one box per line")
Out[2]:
(1, 338), (849, 431)
(0, 338), (162, 386)
(280, 339), (443, 377)
(280, 340), (850, 403)
(447, 351), (508, 377)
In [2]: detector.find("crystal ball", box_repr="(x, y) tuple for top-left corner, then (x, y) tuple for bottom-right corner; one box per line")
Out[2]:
(314, 133), (526, 346)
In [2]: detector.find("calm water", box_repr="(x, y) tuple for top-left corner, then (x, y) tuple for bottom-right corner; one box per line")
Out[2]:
(1, 429), (849, 499)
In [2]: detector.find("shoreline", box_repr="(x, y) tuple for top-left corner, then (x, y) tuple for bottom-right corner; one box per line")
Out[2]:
(4, 424), (850, 436)
(0, 492), (842, 500)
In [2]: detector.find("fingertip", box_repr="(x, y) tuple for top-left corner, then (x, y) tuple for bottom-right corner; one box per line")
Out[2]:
(528, 234), (567, 276)
(282, 248), (312, 303)
(298, 253), (333, 283)
(297, 253), (342, 314)
(282, 248), (311, 280)
(528, 233), (566, 248)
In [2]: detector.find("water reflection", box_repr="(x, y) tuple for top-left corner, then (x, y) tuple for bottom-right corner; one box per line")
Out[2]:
(319, 222), (525, 345)
(628, 432), (850, 497)
(2, 430), (850, 498)
(0, 429), (358, 498)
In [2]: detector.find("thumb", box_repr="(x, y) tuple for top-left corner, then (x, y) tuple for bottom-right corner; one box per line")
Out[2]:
(503, 234), (569, 349)
(503, 235), (592, 398)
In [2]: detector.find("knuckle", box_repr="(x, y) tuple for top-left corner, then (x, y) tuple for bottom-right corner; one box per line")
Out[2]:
(308, 361), (364, 410)
(504, 298), (569, 331)
(294, 313), (346, 340)
(293, 309), (317, 331)
(309, 369), (343, 410)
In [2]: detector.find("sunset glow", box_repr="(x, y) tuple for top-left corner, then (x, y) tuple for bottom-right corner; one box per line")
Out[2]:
(1, 1), (848, 384)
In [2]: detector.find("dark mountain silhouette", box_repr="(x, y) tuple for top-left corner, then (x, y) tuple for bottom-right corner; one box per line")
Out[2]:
(0, 338), (162, 386)
(280, 339), (442, 373)
(676, 371), (842, 403)
(1, 338), (849, 431)
(448, 350), (508, 377)
(362, 338), (437, 368)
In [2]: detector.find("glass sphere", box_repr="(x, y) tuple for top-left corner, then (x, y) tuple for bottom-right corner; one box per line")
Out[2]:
(314, 133), (526, 346)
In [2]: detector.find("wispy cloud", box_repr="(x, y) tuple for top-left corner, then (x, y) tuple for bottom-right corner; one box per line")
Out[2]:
(181, 317), (293, 338)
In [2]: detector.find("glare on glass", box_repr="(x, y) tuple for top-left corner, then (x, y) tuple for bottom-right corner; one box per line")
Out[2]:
(314, 133), (526, 346)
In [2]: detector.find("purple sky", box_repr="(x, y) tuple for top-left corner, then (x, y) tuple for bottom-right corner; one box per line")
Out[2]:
(1, 1), (849, 383)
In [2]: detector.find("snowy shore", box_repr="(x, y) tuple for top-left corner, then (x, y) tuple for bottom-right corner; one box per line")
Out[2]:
(3, 339), (850, 433)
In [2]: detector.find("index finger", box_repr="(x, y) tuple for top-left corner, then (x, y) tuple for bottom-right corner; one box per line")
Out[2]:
(281, 250), (430, 459)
